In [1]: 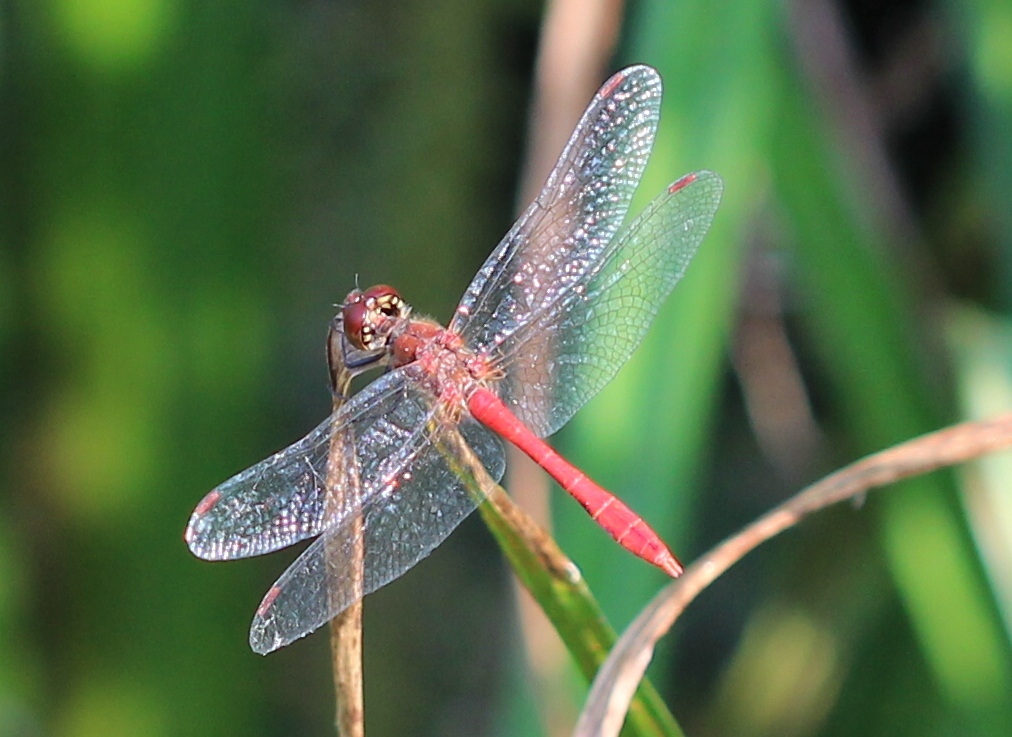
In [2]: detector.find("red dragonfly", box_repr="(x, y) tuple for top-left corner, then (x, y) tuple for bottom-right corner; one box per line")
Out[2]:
(185, 65), (722, 654)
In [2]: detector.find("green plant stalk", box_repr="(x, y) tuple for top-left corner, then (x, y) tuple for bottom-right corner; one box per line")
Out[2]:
(432, 425), (683, 737)
(479, 495), (682, 737)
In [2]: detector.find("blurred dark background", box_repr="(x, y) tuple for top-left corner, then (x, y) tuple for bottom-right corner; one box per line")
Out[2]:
(2, 0), (1012, 736)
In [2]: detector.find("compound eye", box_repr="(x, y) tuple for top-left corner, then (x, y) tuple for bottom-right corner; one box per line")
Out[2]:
(362, 284), (404, 317)
(341, 291), (371, 350)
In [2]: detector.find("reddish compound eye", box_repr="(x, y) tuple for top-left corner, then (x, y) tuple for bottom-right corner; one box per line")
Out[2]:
(361, 285), (403, 317)
(340, 285), (406, 350)
(341, 291), (370, 350)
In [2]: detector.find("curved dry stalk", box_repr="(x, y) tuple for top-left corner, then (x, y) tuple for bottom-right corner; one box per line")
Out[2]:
(573, 412), (1012, 737)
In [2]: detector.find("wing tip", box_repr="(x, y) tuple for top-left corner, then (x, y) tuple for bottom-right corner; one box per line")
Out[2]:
(184, 488), (222, 555)
(668, 170), (724, 195)
(608, 64), (661, 96)
(192, 488), (222, 516)
(249, 626), (279, 656)
(668, 172), (697, 194)
(184, 489), (218, 556)
(249, 616), (278, 656)
(249, 613), (298, 656)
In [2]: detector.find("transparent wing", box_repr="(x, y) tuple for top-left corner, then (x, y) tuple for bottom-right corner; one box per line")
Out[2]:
(491, 171), (723, 437)
(186, 415), (347, 561)
(249, 392), (504, 654)
(184, 365), (498, 562)
(450, 65), (662, 349)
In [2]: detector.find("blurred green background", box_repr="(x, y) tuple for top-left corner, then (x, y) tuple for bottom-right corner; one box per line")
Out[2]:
(2, 0), (1012, 736)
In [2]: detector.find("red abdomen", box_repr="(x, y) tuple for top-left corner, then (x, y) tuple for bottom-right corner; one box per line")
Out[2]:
(467, 387), (682, 577)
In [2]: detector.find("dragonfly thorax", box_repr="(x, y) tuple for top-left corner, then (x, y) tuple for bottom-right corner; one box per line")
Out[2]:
(386, 318), (500, 410)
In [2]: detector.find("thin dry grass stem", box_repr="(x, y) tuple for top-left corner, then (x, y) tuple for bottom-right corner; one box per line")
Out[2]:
(573, 412), (1012, 737)
(327, 369), (365, 737)
(329, 602), (364, 737)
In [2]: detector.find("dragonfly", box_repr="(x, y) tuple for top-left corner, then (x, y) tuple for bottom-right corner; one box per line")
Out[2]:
(185, 64), (722, 654)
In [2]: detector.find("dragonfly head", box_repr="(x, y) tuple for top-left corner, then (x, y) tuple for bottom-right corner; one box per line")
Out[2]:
(341, 284), (409, 352)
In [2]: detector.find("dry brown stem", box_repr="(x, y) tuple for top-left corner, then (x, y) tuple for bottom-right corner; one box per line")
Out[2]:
(573, 412), (1012, 737)
(327, 368), (365, 737)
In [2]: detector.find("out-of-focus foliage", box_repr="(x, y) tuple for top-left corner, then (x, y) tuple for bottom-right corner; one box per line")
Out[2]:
(1, 0), (1011, 736)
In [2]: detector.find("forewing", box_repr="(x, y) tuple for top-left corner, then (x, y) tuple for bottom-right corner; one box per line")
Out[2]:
(450, 66), (662, 349)
(495, 171), (724, 437)
(185, 370), (414, 561)
(186, 418), (335, 561)
(249, 401), (505, 654)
